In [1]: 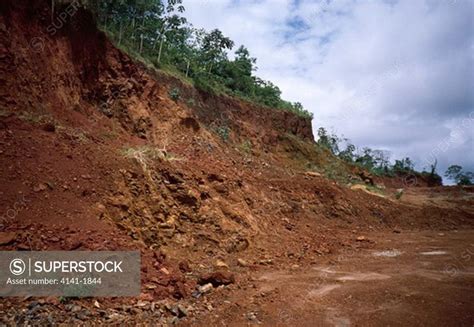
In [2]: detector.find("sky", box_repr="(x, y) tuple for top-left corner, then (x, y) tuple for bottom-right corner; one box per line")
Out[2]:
(184, 0), (474, 181)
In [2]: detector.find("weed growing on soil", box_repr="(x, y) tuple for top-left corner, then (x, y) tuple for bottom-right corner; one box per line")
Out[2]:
(215, 126), (230, 142)
(239, 140), (252, 154)
(19, 111), (51, 124)
(395, 188), (404, 199)
(186, 98), (197, 107)
(323, 161), (352, 185)
(100, 130), (119, 141)
(56, 126), (89, 143)
(168, 87), (181, 102)
(122, 146), (179, 172)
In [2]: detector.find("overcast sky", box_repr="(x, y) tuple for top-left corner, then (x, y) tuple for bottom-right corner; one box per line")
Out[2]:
(185, 0), (473, 180)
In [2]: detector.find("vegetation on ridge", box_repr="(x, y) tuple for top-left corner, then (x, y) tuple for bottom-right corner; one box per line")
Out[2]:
(83, 0), (313, 119)
(315, 127), (445, 184)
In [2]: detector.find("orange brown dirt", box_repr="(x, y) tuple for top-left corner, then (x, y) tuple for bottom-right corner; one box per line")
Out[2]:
(0, 0), (473, 325)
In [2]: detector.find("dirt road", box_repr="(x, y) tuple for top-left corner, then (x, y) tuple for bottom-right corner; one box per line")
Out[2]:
(194, 230), (474, 326)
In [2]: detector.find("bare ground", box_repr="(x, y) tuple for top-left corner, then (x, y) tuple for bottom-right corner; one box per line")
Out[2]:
(190, 229), (474, 327)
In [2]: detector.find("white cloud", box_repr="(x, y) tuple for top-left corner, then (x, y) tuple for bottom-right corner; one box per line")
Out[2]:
(185, 0), (474, 177)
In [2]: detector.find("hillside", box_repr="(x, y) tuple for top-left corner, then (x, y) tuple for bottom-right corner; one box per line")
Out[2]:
(0, 1), (473, 325)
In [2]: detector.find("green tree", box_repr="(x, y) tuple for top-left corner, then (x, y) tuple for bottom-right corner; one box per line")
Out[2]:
(338, 143), (356, 162)
(317, 127), (340, 155)
(445, 165), (473, 185)
(393, 157), (414, 173)
(220, 46), (256, 94)
(199, 29), (234, 73)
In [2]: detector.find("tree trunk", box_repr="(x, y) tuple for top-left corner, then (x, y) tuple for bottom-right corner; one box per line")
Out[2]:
(157, 37), (165, 63)
(185, 60), (190, 77)
(118, 22), (123, 45)
(139, 34), (144, 54)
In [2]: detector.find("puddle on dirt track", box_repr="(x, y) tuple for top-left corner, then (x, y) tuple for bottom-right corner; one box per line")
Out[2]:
(420, 250), (448, 255)
(336, 272), (391, 281)
(308, 284), (341, 298)
(372, 249), (402, 257)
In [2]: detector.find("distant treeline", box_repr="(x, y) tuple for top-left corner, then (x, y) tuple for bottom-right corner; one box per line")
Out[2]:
(315, 127), (473, 186)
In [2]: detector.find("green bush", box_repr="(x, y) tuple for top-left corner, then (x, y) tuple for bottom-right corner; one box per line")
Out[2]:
(168, 87), (181, 102)
(215, 126), (230, 142)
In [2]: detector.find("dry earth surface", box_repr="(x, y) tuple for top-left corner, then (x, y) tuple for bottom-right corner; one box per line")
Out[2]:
(0, 1), (473, 326)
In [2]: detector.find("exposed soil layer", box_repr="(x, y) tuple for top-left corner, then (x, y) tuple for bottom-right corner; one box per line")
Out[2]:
(0, 1), (473, 325)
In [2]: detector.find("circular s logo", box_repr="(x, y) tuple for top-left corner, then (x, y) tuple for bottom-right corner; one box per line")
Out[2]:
(10, 258), (26, 276)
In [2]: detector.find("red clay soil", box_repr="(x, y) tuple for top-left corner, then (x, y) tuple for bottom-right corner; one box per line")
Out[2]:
(0, 0), (473, 325)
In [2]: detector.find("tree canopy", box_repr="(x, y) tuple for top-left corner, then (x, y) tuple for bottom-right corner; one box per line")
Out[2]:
(445, 165), (473, 185)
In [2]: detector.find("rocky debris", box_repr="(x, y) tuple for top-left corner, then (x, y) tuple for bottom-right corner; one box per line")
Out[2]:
(356, 236), (375, 244)
(198, 271), (235, 287)
(207, 173), (224, 183)
(246, 311), (260, 323)
(213, 184), (229, 195)
(160, 267), (170, 275)
(258, 259), (274, 265)
(237, 258), (248, 267)
(33, 183), (48, 192)
(66, 304), (82, 313)
(357, 170), (374, 186)
(305, 171), (322, 178)
(0, 231), (17, 245)
(165, 303), (190, 318)
(154, 250), (167, 264)
(174, 189), (199, 208)
(177, 305), (189, 317)
(178, 261), (191, 273)
(161, 171), (184, 185)
(214, 259), (229, 269)
(180, 117), (200, 132)
(193, 283), (214, 298)
(67, 241), (83, 250)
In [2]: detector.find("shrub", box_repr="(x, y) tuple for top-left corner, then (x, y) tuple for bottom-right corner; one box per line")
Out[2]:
(239, 140), (252, 154)
(215, 126), (230, 142)
(168, 87), (181, 102)
(193, 74), (216, 94)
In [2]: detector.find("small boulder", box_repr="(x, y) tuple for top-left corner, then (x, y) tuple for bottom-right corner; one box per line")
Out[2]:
(0, 232), (16, 245)
(33, 183), (48, 192)
(237, 258), (248, 267)
(198, 271), (235, 287)
(198, 283), (213, 294)
(215, 259), (229, 269)
(305, 171), (322, 177)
